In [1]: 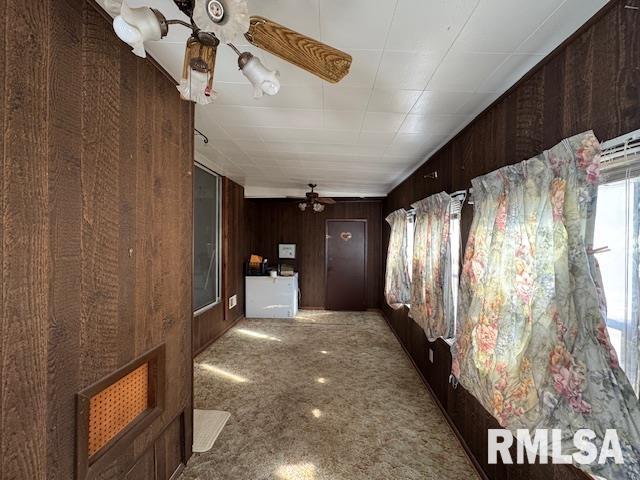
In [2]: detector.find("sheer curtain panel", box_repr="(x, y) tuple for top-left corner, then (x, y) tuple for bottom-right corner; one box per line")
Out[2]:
(385, 209), (411, 309)
(410, 192), (455, 341)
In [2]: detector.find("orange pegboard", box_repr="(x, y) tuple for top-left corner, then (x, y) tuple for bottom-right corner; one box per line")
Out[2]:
(87, 363), (149, 456)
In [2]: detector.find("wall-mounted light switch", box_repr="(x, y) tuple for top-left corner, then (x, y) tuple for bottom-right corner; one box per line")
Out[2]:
(229, 295), (237, 309)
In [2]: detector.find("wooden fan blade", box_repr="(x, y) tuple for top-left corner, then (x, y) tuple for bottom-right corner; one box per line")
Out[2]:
(245, 16), (352, 84)
(317, 197), (336, 205)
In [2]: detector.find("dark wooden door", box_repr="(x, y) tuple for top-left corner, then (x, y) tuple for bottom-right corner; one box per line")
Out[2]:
(325, 219), (367, 310)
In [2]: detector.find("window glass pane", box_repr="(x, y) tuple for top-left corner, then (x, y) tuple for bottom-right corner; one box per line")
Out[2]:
(406, 216), (414, 281)
(193, 165), (220, 311)
(450, 214), (461, 329)
(593, 171), (640, 395)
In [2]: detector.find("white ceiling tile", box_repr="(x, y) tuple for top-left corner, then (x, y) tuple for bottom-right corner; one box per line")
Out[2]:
(358, 131), (397, 145)
(208, 105), (323, 129)
(427, 52), (508, 91)
(517, 0), (608, 55)
(476, 54), (544, 93)
(256, 128), (358, 144)
(457, 92), (495, 115)
(386, 133), (447, 157)
(144, 41), (184, 82)
(323, 86), (371, 111)
(400, 114), (469, 135)
(247, 0), (321, 40)
(194, 110), (232, 140)
(367, 89), (422, 113)
(452, 0), (563, 53)
(337, 50), (383, 89)
(323, 110), (365, 130)
(386, 0), (478, 52)
(411, 91), (476, 115)
(374, 51), (442, 90)
(221, 126), (265, 141)
(362, 112), (407, 133)
(215, 83), (323, 109)
(320, 0), (397, 50)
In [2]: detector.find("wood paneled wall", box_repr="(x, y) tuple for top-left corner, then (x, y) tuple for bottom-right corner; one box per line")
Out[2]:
(193, 177), (246, 355)
(246, 199), (383, 309)
(382, 1), (638, 479)
(1, 1), (193, 478)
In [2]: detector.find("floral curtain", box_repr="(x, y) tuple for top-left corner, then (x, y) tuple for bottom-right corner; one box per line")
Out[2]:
(410, 192), (455, 341)
(451, 131), (640, 479)
(385, 209), (411, 309)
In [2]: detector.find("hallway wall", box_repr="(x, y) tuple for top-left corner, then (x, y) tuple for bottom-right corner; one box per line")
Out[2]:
(0, 1), (193, 478)
(246, 199), (383, 309)
(382, 1), (638, 479)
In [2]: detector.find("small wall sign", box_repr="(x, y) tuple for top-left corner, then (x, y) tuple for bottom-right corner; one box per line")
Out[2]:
(278, 243), (296, 259)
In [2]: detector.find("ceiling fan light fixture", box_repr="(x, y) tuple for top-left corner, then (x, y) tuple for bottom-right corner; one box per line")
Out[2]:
(177, 38), (219, 105)
(238, 52), (280, 98)
(298, 202), (308, 212)
(113, 1), (167, 58)
(313, 203), (325, 213)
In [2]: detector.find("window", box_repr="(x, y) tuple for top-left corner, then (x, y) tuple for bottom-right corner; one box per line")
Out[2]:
(193, 164), (221, 313)
(593, 158), (640, 395)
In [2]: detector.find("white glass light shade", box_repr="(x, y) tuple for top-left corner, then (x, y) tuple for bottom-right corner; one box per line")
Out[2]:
(313, 203), (324, 213)
(113, 1), (164, 58)
(298, 202), (307, 212)
(240, 55), (280, 98)
(177, 69), (216, 105)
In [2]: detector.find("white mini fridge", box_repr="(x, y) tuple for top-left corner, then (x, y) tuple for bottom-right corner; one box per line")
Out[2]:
(245, 274), (299, 318)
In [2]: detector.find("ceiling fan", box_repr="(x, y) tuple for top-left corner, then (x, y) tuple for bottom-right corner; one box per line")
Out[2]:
(294, 184), (336, 213)
(104, 0), (352, 104)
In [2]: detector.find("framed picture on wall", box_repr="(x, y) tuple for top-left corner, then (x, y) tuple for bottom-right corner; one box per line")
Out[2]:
(278, 243), (296, 259)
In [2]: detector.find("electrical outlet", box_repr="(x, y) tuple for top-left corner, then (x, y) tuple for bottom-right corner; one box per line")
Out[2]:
(228, 294), (237, 309)
(428, 348), (434, 364)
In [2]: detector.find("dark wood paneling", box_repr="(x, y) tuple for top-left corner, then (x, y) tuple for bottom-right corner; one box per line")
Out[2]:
(382, 2), (636, 479)
(1, 1), (193, 478)
(223, 178), (245, 324)
(246, 199), (383, 309)
(192, 177), (246, 356)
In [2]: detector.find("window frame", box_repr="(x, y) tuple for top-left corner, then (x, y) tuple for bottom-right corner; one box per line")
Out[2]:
(193, 162), (222, 316)
(593, 163), (640, 395)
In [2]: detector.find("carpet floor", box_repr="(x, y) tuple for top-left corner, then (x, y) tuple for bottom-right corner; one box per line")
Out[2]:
(181, 310), (480, 480)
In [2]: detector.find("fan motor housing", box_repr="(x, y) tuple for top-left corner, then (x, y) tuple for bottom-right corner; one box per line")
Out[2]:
(207, 0), (225, 23)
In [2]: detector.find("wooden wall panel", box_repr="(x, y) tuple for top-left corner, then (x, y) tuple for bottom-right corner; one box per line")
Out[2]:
(192, 178), (246, 356)
(246, 199), (383, 309)
(382, 2), (636, 479)
(223, 178), (246, 324)
(2, 1), (50, 478)
(1, 1), (193, 478)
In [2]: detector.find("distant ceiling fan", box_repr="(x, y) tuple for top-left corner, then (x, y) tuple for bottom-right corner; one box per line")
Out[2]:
(105, 0), (352, 104)
(294, 184), (336, 213)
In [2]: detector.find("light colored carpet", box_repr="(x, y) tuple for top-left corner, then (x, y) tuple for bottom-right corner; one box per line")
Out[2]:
(181, 310), (480, 480)
(193, 410), (231, 453)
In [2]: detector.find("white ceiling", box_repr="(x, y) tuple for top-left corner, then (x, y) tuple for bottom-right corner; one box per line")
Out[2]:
(119, 0), (608, 198)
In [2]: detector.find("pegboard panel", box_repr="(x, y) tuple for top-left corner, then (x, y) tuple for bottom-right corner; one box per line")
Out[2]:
(87, 363), (150, 456)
